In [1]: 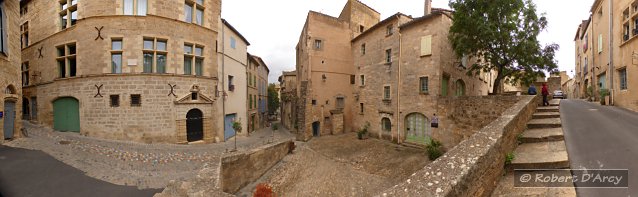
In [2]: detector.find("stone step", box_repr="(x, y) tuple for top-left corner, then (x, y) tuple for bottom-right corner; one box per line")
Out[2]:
(491, 171), (576, 197)
(401, 141), (425, 149)
(536, 106), (559, 113)
(519, 128), (564, 143)
(549, 99), (561, 106)
(532, 112), (560, 119)
(508, 141), (570, 170)
(527, 118), (562, 129)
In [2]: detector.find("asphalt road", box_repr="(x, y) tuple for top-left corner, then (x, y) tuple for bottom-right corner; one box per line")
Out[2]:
(0, 146), (160, 197)
(561, 99), (638, 196)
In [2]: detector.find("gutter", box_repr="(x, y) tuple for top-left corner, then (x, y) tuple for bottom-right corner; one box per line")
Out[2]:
(397, 18), (403, 144)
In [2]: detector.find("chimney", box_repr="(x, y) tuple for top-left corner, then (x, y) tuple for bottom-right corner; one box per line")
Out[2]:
(424, 0), (432, 15)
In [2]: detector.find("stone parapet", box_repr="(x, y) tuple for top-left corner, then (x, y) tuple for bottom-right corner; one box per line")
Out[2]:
(380, 95), (540, 196)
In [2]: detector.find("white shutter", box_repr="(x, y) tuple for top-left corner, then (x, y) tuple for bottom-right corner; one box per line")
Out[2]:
(420, 35), (432, 56)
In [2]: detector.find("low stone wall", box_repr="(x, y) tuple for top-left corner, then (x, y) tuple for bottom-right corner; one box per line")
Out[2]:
(436, 96), (522, 150)
(380, 95), (540, 197)
(221, 140), (292, 194)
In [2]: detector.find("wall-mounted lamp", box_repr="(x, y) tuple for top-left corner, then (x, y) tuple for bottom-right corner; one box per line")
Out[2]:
(322, 74), (327, 82)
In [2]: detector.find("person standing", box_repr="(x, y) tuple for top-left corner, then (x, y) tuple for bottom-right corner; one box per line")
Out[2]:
(528, 84), (537, 95)
(541, 83), (549, 106)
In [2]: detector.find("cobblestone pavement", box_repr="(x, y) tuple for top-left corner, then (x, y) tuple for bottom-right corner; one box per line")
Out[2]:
(3, 121), (294, 189)
(237, 133), (430, 196)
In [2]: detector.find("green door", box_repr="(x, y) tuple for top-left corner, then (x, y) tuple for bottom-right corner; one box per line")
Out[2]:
(53, 97), (80, 132)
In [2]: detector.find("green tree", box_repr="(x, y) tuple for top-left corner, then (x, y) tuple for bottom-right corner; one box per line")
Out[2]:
(267, 83), (280, 114)
(448, 0), (559, 93)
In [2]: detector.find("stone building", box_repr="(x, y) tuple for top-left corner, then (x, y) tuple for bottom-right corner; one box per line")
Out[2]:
(246, 54), (259, 133)
(278, 71), (297, 130)
(1, 0), (21, 140)
(20, 0), (222, 143)
(574, 0), (638, 111)
(217, 18), (249, 141)
(254, 55), (269, 128)
(295, 0), (493, 145)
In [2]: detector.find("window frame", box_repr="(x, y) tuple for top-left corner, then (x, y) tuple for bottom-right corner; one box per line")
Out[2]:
(111, 38), (123, 74)
(385, 49), (392, 63)
(110, 95), (120, 107)
(184, 43), (204, 76)
(620, 68), (628, 90)
(383, 86), (391, 100)
(56, 43), (78, 78)
(59, 0), (79, 30)
(419, 76), (429, 94)
(382, 118), (391, 132)
(0, 2), (7, 55)
(185, 0), (205, 25)
(130, 94), (142, 107)
(142, 37), (168, 74)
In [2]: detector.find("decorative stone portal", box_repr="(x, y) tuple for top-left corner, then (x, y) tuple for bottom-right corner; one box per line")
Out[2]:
(186, 109), (204, 142)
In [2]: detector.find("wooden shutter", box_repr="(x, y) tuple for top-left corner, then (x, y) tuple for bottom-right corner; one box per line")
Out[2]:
(420, 35), (432, 56)
(598, 34), (603, 53)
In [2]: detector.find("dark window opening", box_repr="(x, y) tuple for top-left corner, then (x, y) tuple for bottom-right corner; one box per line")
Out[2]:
(312, 99), (317, 105)
(110, 95), (120, 107)
(191, 93), (198, 100)
(131, 94), (141, 106)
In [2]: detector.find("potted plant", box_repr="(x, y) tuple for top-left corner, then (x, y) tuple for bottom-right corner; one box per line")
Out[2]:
(232, 119), (242, 134)
(599, 88), (610, 105)
(357, 122), (370, 140)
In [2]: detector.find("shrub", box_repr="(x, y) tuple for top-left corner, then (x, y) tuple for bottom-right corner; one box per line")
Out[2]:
(426, 139), (444, 160)
(253, 183), (274, 197)
(232, 119), (242, 133)
(357, 122), (370, 139)
(505, 152), (516, 165)
(272, 123), (279, 131)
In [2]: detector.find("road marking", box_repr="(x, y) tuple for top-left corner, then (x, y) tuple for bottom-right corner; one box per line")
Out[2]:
(588, 109), (599, 111)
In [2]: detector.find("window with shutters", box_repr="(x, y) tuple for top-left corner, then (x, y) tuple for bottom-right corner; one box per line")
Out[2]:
(420, 35), (432, 56)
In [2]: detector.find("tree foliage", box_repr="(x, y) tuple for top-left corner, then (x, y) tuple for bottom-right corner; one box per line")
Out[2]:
(448, 0), (559, 93)
(267, 83), (280, 114)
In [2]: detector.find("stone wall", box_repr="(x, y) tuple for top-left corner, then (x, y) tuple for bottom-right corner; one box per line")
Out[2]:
(436, 96), (521, 150)
(220, 140), (293, 194)
(380, 95), (540, 196)
(26, 75), (218, 143)
(0, 0), (22, 140)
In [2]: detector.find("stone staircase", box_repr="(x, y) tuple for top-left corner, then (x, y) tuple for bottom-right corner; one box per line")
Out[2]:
(491, 100), (576, 196)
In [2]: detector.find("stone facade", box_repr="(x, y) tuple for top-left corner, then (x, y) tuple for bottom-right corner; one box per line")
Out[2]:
(279, 71), (297, 130)
(1, 0), (22, 140)
(254, 55), (269, 129)
(574, 0), (638, 112)
(295, 7), (364, 141)
(20, 0), (222, 143)
(246, 55), (259, 133)
(295, 0), (494, 145)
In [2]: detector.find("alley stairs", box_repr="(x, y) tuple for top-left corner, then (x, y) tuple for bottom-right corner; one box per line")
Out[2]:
(491, 100), (576, 196)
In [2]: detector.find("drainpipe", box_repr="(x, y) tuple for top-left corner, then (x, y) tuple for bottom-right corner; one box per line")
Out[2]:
(397, 27), (402, 144)
(591, 15), (596, 100)
(608, 0), (614, 105)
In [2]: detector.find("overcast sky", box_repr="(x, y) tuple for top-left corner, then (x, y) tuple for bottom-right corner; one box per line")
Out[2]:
(221, 0), (595, 83)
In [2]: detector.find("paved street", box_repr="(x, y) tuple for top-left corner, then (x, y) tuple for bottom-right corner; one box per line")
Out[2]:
(0, 121), (294, 196)
(561, 99), (638, 196)
(0, 146), (160, 197)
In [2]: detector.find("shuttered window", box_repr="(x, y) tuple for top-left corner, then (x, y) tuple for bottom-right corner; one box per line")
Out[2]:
(420, 35), (432, 56)
(598, 34), (603, 53)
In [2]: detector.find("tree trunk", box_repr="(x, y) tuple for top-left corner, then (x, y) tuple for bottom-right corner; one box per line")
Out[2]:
(493, 73), (503, 94)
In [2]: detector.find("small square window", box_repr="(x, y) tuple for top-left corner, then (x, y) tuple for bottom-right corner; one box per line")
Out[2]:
(386, 25), (393, 36)
(143, 39), (154, 50)
(110, 95), (120, 107)
(191, 93), (198, 100)
(230, 37), (236, 49)
(312, 99), (317, 105)
(314, 40), (322, 50)
(131, 94), (141, 106)
(359, 25), (365, 32)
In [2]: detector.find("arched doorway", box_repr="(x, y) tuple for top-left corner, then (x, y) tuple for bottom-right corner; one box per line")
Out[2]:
(312, 121), (320, 137)
(53, 97), (80, 132)
(405, 113), (431, 144)
(3, 100), (16, 139)
(186, 109), (204, 142)
(455, 79), (466, 96)
(22, 97), (30, 120)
